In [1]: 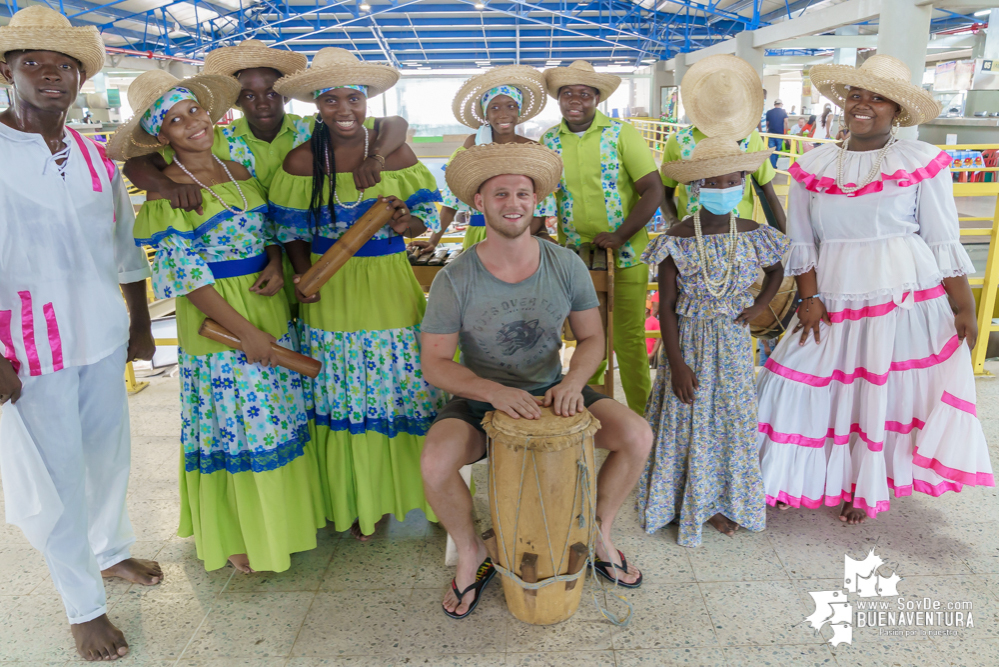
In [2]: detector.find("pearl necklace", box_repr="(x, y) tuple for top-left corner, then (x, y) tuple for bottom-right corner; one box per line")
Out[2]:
(692, 210), (739, 299)
(324, 126), (369, 209)
(834, 133), (897, 194)
(173, 155), (248, 214)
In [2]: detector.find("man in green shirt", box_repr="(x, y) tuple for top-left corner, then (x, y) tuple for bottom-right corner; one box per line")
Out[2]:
(123, 39), (408, 210)
(659, 126), (786, 231)
(541, 60), (664, 414)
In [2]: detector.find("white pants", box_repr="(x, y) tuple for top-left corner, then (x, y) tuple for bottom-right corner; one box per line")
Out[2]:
(1, 344), (135, 623)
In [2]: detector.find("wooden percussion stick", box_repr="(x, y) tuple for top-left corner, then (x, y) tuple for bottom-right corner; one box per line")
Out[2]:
(297, 197), (397, 297)
(198, 319), (322, 379)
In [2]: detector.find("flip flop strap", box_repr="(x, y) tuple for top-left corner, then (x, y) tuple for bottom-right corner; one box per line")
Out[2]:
(452, 559), (493, 599)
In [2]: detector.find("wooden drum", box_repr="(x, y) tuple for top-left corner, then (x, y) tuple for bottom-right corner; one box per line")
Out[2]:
(748, 275), (798, 338)
(482, 406), (600, 625)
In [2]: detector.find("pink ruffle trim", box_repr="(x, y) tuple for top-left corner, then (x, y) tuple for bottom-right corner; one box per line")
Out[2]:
(826, 285), (946, 324)
(763, 335), (962, 387)
(768, 476), (970, 519)
(911, 446), (995, 487)
(788, 150), (952, 197)
(759, 418), (925, 452)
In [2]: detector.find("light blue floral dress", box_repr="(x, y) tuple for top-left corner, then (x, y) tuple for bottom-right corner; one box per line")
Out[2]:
(638, 225), (790, 547)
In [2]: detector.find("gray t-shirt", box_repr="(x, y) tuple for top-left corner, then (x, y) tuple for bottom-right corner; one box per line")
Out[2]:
(422, 239), (600, 390)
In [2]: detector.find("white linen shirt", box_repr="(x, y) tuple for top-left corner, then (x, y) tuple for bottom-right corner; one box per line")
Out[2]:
(0, 122), (151, 378)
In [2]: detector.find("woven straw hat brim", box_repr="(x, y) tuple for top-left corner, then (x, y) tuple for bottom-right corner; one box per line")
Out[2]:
(445, 142), (563, 209)
(452, 65), (547, 129)
(0, 26), (106, 84)
(107, 73), (241, 160)
(809, 63), (941, 127)
(204, 44), (307, 78)
(273, 63), (399, 103)
(543, 65), (620, 101)
(661, 149), (773, 184)
(681, 54), (763, 139)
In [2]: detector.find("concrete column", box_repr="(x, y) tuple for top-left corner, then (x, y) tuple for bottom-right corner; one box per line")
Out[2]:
(735, 31), (765, 78)
(833, 25), (859, 67)
(674, 53), (689, 87)
(875, 0), (932, 140)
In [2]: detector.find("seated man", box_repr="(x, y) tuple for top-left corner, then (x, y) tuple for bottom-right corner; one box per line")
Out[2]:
(420, 142), (653, 619)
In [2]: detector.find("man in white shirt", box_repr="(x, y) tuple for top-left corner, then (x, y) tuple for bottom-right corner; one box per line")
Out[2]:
(0, 7), (161, 662)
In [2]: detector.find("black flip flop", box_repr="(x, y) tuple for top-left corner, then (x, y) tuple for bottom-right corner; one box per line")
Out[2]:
(442, 558), (496, 619)
(592, 549), (643, 589)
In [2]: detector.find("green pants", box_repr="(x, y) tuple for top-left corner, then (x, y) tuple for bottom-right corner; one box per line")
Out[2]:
(590, 263), (651, 415)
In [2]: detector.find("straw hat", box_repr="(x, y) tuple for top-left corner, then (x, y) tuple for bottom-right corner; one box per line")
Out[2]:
(680, 54), (763, 139)
(452, 65), (546, 129)
(107, 70), (240, 160)
(0, 6), (106, 84)
(660, 135), (772, 184)
(445, 142), (563, 209)
(203, 39), (307, 78)
(543, 60), (620, 100)
(273, 47), (399, 103)
(809, 55), (941, 127)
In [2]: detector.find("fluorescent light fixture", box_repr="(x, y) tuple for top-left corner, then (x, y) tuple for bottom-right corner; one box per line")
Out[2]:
(974, 9), (992, 17)
(359, 2), (371, 11)
(642, 58), (655, 63)
(474, 2), (486, 8)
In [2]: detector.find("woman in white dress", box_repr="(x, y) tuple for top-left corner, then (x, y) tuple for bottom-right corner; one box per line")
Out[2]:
(756, 55), (993, 524)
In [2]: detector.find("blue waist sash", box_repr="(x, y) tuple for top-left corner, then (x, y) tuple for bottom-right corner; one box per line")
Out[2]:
(311, 234), (405, 257)
(207, 253), (269, 279)
(469, 214), (486, 227)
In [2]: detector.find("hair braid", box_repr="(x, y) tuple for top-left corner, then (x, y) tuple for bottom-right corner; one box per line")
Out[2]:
(308, 115), (337, 239)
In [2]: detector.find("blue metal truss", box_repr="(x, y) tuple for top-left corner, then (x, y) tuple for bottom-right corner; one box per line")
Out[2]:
(7, 0), (985, 69)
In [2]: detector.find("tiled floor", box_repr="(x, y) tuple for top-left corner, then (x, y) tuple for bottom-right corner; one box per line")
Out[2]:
(1, 363), (999, 666)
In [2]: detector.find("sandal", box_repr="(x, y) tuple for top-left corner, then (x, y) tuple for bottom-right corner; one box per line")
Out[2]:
(592, 549), (643, 589)
(442, 558), (496, 619)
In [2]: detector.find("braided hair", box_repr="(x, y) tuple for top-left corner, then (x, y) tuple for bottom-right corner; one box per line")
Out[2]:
(308, 114), (337, 238)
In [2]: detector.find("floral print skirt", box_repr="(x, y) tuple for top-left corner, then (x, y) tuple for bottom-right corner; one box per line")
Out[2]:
(638, 314), (766, 547)
(177, 329), (326, 572)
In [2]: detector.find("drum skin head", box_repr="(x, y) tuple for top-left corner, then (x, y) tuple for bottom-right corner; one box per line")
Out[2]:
(481, 406), (601, 452)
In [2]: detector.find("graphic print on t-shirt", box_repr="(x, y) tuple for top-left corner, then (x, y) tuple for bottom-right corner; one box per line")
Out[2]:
(497, 319), (543, 356)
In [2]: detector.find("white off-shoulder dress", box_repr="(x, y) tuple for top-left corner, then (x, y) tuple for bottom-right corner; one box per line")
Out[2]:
(756, 139), (993, 517)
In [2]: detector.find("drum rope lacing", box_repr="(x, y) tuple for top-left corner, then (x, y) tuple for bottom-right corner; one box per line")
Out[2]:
(486, 435), (634, 627)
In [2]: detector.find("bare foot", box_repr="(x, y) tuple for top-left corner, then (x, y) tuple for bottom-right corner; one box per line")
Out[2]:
(708, 513), (738, 537)
(594, 534), (642, 585)
(839, 501), (868, 525)
(71, 614), (128, 661)
(101, 558), (162, 586)
(228, 554), (255, 573)
(442, 540), (489, 616)
(350, 520), (371, 542)
(776, 501), (792, 510)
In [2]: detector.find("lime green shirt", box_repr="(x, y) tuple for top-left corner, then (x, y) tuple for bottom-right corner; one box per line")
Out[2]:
(660, 127), (775, 220)
(161, 114), (375, 191)
(540, 110), (659, 268)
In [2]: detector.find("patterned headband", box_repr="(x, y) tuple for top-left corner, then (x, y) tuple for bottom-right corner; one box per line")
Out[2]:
(140, 87), (199, 137)
(481, 85), (523, 115)
(314, 84), (368, 99)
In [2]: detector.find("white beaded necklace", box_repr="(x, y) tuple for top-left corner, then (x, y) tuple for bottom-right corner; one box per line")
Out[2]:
(173, 155), (248, 214)
(324, 126), (369, 209)
(692, 209), (739, 299)
(834, 131), (897, 194)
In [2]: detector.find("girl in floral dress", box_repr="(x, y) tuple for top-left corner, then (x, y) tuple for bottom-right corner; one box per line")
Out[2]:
(757, 56), (993, 523)
(639, 136), (788, 547)
(267, 48), (446, 540)
(113, 71), (325, 573)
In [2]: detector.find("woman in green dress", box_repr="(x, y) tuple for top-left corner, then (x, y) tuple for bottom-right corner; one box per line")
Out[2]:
(409, 65), (556, 257)
(110, 70), (325, 573)
(268, 48), (446, 540)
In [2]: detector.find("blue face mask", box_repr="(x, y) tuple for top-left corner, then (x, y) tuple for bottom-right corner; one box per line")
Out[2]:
(699, 184), (744, 215)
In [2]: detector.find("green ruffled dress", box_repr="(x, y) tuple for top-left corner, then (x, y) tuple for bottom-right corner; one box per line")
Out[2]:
(134, 178), (325, 571)
(440, 145), (557, 248)
(268, 160), (447, 534)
